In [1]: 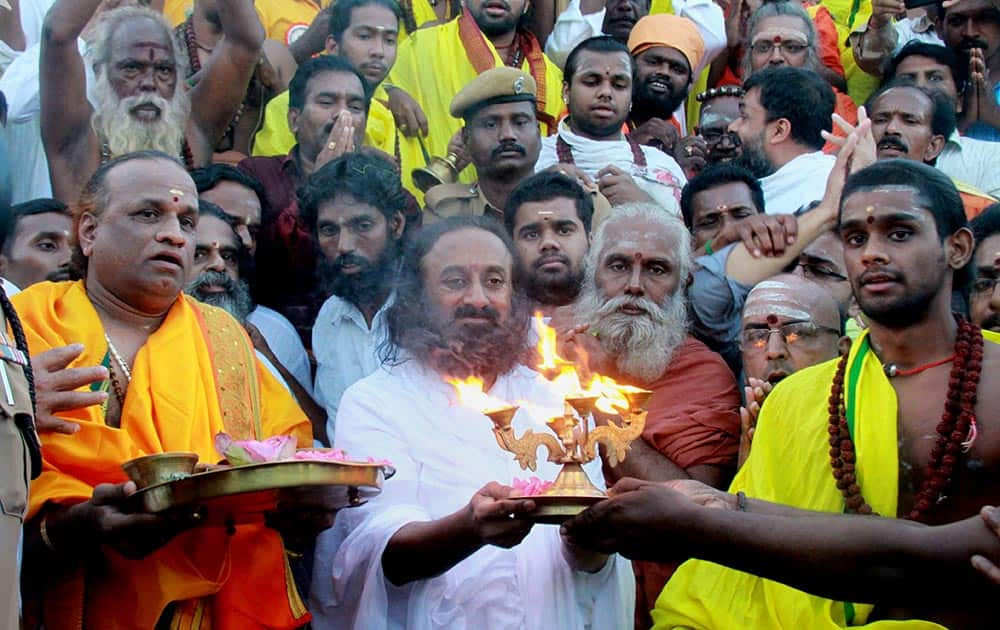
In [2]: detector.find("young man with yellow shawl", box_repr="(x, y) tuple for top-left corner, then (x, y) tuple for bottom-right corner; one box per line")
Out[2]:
(567, 156), (1000, 627)
(387, 0), (564, 183)
(16, 152), (326, 629)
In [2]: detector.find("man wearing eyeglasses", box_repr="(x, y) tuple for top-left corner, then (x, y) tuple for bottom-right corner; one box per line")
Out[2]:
(970, 204), (1000, 333)
(739, 273), (843, 387)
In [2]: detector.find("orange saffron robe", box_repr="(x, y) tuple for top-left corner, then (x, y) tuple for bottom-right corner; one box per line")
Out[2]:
(14, 281), (312, 630)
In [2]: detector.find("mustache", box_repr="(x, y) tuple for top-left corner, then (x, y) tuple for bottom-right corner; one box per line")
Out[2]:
(452, 304), (501, 323)
(960, 38), (990, 51)
(532, 252), (570, 270)
(46, 267), (72, 282)
(492, 141), (526, 159)
(333, 252), (373, 272)
(187, 270), (236, 295)
(859, 267), (904, 285)
(981, 312), (1000, 331)
(877, 135), (908, 152)
(595, 294), (663, 319)
(121, 91), (169, 111)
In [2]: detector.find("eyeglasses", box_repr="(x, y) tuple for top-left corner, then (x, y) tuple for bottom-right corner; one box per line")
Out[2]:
(796, 260), (848, 282)
(700, 129), (740, 145)
(972, 276), (999, 295)
(750, 40), (809, 56)
(739, 322), (840, 350)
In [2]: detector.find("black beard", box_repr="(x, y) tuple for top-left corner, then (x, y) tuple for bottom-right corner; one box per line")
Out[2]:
(855, 261), (946, 329)
(735, 142), (774, 178)
(472, 5), (521, 37)
(318, 245), (398, 308)
(633, 80), (688, 121)
(395, 297), (531, 381)
(521, 264), (583, 307)
(980, 311), (1000, 331)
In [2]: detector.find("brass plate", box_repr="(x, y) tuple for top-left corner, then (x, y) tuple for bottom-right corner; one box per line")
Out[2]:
(128, 460), (393, 525)
(513, 494), (605, 525)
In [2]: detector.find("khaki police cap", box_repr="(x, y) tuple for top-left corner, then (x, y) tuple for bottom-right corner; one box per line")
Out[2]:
(450, 67), (537, 119)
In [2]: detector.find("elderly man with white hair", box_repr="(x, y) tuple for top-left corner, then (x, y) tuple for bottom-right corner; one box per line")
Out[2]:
(40, 0), (264, 201)
(560, 202), (741, 626)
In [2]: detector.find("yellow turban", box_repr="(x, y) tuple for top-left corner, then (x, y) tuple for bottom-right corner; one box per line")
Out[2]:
(627, 13), (706, 72)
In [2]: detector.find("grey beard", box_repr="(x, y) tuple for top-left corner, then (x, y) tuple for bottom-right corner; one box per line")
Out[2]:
(575, 283), (688, 383)
(92, 69), (190, 157)
(186, 271), (255, 324)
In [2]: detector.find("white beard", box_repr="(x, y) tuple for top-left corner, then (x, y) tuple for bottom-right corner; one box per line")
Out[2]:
(91, 69), (190, 158)
(575, 284), (688, 384)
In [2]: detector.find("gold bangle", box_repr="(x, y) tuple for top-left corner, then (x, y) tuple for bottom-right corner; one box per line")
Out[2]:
(40, 514), (57, 553)
(285, 548), (303, 559)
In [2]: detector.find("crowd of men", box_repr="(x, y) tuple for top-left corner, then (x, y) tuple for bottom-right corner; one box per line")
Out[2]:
(1, 0), (1000, 627)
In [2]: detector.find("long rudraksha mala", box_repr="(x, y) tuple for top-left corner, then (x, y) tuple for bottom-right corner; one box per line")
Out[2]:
(828, 316), (984, 522)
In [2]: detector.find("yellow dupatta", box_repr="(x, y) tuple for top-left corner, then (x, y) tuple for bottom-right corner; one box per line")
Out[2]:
(653, 328), (953, 629)
(14, 281), (311, 630)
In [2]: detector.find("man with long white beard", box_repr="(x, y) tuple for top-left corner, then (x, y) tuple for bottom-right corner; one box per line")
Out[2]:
(310, 216), (633, 629)
(562, 202), (741, 628)
(40, 0), (265, 201)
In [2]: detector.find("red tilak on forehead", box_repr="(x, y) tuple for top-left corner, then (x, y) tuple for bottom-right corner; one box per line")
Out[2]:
(633, 252), (643, 261)
(766, 314), (779, 326)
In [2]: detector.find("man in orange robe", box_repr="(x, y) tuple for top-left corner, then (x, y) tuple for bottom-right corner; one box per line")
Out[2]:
(15, 151), (316, 629)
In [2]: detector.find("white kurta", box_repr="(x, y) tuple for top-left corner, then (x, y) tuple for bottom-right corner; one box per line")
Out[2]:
(759, 150), (835, 216)
(537, 122), (686, 216)
(310, 361), (634, 629)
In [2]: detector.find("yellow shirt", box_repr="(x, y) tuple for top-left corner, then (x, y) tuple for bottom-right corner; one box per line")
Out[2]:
(654, 329), (1000, 629)
(252, 86), (427, 203)
(163, 0), (328, 45)
(388, 16), (565, 183)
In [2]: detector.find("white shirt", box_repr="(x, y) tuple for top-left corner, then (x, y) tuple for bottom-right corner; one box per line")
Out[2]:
(246, 305), (312, 395)
(310, 361), (634, 629)
(537, 121), (686, 215)
(0, 33), (97, 204)
(2, 278), (20, 297)
(760, 150), (835, 215)
(936, 131), (1000, 197)
(311, 293), (392, 442)
(544, 0), (725, 130)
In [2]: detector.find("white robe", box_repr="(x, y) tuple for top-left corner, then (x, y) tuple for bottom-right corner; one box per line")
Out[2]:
(310, 361), (634, 629)
(536, 122), (686, 216)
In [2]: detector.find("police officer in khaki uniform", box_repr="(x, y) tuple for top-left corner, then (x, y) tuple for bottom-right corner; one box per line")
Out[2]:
(424, 67), (543, 224)
(0, 136), (40, 628)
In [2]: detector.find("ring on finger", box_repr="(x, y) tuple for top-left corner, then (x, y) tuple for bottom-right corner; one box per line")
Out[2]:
(327, 141), (337, 151)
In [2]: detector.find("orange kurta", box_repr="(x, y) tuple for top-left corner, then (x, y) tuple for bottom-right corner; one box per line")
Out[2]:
(14, 280), (312, 630)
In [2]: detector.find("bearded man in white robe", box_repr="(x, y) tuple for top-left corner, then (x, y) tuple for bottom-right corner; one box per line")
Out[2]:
(309, 216), (634, 629)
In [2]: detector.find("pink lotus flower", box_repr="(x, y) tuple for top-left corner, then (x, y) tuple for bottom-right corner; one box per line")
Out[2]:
(214, 433), (297, 465)
(293, 448), (348, 462)
(511, 476), (554, 497)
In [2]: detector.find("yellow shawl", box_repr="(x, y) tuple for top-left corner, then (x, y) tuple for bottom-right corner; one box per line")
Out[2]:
(654, 328), (1000, 629)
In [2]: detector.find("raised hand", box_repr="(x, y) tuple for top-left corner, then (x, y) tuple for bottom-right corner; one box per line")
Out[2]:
(738, 377), (773, 467)
(315, 110), (356, 169)
(33, 344), (109, 434)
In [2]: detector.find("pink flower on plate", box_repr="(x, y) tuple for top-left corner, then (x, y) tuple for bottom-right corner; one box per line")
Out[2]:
(214, 433), (297, 465)
(511, 476), (554, 497)
(293, 448), (348, 462)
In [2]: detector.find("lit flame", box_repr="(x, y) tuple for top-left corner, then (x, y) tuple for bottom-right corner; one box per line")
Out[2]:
(532, 314), (638, 416)
(447, 376), (514, 414)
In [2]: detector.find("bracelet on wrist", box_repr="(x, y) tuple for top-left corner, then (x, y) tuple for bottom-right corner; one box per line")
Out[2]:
(736, 490), (748, 512)
(40, 514), (58, 553)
